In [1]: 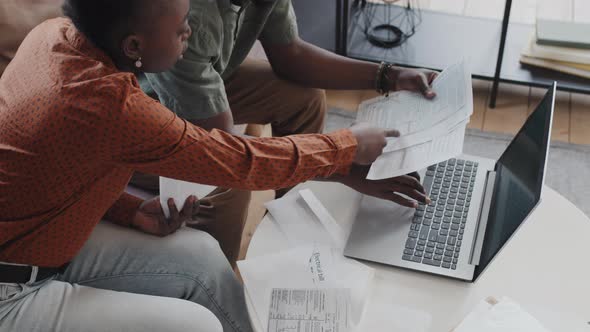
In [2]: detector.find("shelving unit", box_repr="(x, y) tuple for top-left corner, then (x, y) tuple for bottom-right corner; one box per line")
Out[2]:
(330, 0), (590, 108)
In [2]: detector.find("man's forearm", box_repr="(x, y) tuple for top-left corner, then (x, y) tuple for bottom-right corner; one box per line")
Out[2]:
(264, 38), (381, 90)
(315, 171), (356, 188)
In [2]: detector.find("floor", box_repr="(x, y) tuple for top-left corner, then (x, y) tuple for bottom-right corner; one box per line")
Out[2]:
(238, 0), (590, 260)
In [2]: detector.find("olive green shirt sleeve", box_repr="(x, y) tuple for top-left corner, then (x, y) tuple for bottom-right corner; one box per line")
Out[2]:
(259, 0), (299, 45)
(143, 4), (229, 120)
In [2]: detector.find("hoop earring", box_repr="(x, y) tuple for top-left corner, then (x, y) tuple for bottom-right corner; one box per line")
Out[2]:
(135, 57), (143, 69)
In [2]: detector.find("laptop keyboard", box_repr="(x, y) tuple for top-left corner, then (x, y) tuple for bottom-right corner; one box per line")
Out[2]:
(402, 158), (479, 270)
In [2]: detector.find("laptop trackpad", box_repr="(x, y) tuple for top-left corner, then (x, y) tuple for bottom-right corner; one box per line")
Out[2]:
(344, 195), (415, 265)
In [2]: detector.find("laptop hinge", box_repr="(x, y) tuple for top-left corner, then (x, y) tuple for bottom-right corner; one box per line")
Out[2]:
(469, 171), (496, 266)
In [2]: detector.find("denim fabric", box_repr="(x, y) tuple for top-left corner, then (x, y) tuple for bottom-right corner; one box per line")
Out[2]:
(0, 222), (253, 332)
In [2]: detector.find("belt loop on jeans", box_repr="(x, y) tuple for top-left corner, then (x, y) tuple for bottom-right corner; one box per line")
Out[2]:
(27, 266), (39, 285)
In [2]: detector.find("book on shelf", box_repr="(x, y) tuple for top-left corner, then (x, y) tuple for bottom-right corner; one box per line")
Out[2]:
(520, 32), (590, 79)
(520, 54), (590, 79)
(536, 19), (590, 50)
(522, 34), (590, 65)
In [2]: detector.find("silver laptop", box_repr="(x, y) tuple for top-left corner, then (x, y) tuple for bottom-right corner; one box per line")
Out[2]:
(344, 83), (556, 282)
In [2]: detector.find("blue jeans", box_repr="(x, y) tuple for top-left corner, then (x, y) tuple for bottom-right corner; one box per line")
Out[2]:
(0, 222), (254, 332)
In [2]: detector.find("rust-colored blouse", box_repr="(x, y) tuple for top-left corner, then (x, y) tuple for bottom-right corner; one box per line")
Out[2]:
(0, 18), (357, 267)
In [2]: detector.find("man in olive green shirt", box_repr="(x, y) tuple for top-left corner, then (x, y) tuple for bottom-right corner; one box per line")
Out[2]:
(138, 0), (437, 266)
(141, 0), (303, 130)
(142, 0), (436, 134)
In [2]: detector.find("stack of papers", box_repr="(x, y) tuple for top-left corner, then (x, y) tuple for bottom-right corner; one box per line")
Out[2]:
(238, 245), (374, 332)
(239, 189), (374, 332)
(453, 297), (552, 332)
(268, 288), (351, 332)
(357, 61), (473, 180)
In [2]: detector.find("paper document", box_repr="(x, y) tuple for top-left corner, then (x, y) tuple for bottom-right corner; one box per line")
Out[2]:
(368, 120), (467, 178)
(299, 189), (347, 249)
(159, 177), (216, 218)
(238, 245), (374, 332)
(454, 297), (552, 332)
(268, 288), (350, 332)
(265, 189), (346, 249)
(357, 60), (473, 179)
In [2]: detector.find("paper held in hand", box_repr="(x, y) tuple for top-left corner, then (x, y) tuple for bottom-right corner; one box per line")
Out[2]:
(158, 177), (216, 218)
(357, 60), (473, 180)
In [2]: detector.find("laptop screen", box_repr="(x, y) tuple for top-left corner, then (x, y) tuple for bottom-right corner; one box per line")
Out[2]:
(473, 84), (555, 280)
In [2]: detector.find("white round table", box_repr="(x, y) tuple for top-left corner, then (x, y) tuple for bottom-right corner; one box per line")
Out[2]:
(245, 181), (590, 332)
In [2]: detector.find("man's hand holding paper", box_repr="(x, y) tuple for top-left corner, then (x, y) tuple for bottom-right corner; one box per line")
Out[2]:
(356, 60), (473, 180)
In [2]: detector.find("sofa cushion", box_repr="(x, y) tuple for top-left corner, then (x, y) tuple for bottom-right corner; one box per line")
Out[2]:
(0, 0), (63, 76)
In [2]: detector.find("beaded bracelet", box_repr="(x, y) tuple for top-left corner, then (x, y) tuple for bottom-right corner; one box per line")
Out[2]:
(375, 62), (387, 94)
(375, 62), (396, 95)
